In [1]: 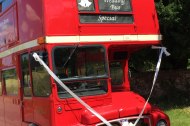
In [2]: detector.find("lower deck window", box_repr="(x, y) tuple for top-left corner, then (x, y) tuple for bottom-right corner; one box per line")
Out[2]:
(30, 51), (51, 97)
(3, 69), (18, 95)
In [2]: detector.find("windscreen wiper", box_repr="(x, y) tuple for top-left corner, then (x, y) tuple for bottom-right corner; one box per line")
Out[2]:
(63, 43), (79, 67)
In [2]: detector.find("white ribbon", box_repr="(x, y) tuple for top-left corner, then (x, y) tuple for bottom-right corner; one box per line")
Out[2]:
(133, 46), (170, 126)
(32, 53), (112, 126)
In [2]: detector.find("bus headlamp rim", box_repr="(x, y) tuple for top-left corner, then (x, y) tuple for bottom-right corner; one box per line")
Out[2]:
(156, 119), (167, 126)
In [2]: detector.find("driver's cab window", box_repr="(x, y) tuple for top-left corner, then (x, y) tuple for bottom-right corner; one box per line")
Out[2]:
(110, 61), (124, 85)
(109, 51), (128, 86)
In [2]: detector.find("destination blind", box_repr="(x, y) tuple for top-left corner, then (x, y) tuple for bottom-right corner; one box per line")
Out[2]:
(80, 14), (133, 24)
(98, 0), (132, 12)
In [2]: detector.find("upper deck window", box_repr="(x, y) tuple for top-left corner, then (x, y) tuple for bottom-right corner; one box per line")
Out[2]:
(3, 69), (19, 96)
(0, 0), (13, 12)
(77, 0), (133, 24)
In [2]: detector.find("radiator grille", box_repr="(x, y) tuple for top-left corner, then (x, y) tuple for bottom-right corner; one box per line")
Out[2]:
(96, 116), (151, 126)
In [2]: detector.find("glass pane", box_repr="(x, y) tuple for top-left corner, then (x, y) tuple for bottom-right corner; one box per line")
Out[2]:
(57, 79), (108, 98)
(53, 46), (107, 79)
(98, 0), (132, 12)
(110, 62), (124, 85)
(30, 51), (51, 97)
(3, 69), (18, 95)
(21, 53), (32, 97)
(2, 0), (13, 11)
(53, 46), (108, 98)
(77, 0), (95, 11)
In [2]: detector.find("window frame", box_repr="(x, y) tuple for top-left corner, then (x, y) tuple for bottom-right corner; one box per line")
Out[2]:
(3, 68), (19, 96)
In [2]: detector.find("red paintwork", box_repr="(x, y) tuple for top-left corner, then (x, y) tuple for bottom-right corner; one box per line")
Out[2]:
(0, 0), (170, 126)
(0, 96), (5, 126)
(43, 0), (160, 36)
(4, 96), (22, 126)
(17, 0), (44, 43)
(80, 92), (152, 125)
(151, 107), (170, 126)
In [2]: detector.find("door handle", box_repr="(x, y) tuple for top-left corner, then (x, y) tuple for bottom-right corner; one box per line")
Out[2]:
(13, 98), (20, 105)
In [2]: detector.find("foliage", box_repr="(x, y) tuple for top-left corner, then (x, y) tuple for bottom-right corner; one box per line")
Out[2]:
(131, 0), (190, 71)
(155, 0), (190, 69)
(130, 0), (190, 71)
(149, 82), (190, 126)
(129, 47), (158, 72)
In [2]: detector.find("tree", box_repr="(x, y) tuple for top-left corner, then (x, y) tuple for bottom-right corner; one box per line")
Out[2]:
(129, 0), (190, 71)
(156, 0), (190, 69)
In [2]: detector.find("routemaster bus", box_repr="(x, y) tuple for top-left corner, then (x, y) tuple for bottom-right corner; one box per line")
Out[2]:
(0, 0), (170, 126)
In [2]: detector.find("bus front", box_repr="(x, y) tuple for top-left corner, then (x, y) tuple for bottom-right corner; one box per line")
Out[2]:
(42, 0), (170, 126)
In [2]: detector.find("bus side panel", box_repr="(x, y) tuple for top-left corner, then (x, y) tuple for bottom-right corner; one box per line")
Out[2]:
(43, 0), (79, 36)
(17, 0), (44, 43)
(33, 97), (52, 126)
(54, 110), (81, 126)
(133, 0), (160, 34)
(43, 0), (160, 36)
(4, 96), (21, 126)
(0, 96), (5, 126)
(22, 98), (34, 123)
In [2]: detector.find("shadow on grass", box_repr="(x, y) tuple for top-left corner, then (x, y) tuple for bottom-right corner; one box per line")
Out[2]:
(149, 89), (190, 110)
(149, 90), (190, 126)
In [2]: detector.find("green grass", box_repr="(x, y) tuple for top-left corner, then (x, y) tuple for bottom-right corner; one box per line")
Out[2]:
(150, 95), (190, 126)
(164, 107), (190, 126)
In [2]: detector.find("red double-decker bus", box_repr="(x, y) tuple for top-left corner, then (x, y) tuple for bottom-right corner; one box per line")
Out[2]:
(0, 0), (170, 126)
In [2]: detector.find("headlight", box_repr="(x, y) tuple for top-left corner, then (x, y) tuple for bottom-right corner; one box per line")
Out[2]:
(157, 120), (167, 126)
